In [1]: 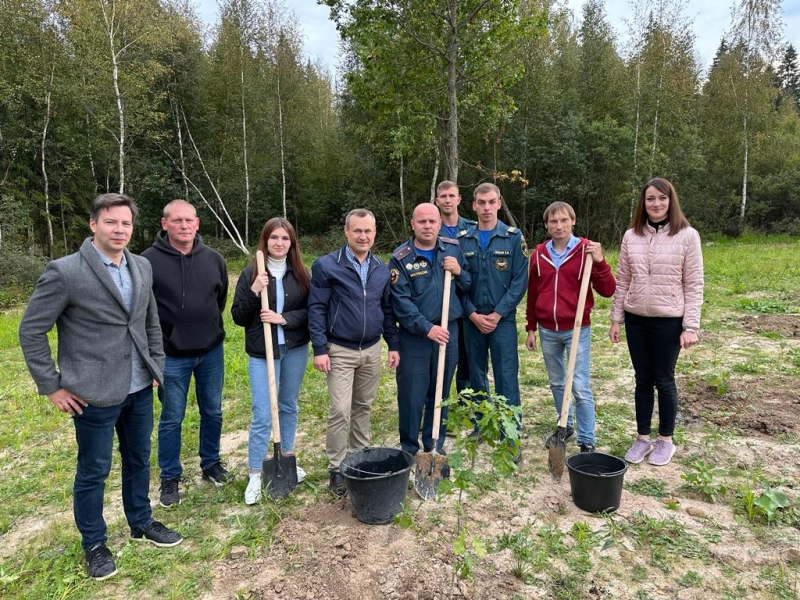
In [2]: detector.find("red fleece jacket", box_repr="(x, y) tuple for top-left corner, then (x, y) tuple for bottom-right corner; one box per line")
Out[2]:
(525, 238), (616, 332)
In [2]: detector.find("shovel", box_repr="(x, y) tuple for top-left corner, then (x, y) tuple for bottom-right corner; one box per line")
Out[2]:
(256, 250), (298, 499)
(414, 269), (452, 500)
(546, 249), (593, 481)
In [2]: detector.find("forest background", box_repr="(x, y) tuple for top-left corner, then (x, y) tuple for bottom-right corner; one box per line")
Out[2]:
(1, 0), (799, 301)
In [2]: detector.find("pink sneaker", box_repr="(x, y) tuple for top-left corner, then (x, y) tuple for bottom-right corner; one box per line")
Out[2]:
(624, 438), (653, 464)
(648, 439), (676, 466)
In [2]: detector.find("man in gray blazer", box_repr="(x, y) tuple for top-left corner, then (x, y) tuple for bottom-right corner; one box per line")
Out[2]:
(19, 193), (183, 581)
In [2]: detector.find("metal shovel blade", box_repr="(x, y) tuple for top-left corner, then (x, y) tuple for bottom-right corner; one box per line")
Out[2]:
(262, 443), (297, 500)
(547, 427), (567, 481)
(414, 451), (450, 500)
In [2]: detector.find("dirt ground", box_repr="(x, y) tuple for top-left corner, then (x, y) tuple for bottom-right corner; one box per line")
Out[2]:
(200, 315), (800, 600)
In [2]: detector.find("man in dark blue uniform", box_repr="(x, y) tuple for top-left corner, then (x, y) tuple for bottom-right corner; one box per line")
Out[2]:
(435, 181), (476, 395)
(390, 203), (471, 456)
(459, 183), (529, 462)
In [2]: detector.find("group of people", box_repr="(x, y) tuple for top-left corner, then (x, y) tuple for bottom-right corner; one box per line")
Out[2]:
(18, 176), (703, 581)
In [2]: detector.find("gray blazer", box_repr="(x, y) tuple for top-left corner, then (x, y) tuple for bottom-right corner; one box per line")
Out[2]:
(19, 238), (165, 407)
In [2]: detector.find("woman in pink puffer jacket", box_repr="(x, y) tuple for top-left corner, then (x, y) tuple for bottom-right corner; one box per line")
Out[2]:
(609, 177), (704, 467)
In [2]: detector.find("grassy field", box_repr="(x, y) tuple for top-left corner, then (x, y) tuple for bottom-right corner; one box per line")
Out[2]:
(0, 234), (799, 599)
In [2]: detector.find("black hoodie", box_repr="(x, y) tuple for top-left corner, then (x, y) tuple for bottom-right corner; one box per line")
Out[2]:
(141, 231), (228, 357)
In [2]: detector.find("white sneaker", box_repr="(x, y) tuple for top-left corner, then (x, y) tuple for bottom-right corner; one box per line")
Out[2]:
(244, 474), (262, 505)
(296, 466), (307, 483)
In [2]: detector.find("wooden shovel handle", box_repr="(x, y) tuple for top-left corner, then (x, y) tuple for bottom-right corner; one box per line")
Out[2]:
(558, 251), (593, 428)
(256, 250), (282, 444)
(431, 270), (452, 438)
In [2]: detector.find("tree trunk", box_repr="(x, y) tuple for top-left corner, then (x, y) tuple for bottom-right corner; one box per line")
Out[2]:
(41, 63), (55, 258)
(399, 155), (406, 227)
(277, 70), (287, 218)
(446, 0), (459, 183)
(240, 45), (251, 243)
(429, 143), (440, 203)
(101, 1), (126, 193)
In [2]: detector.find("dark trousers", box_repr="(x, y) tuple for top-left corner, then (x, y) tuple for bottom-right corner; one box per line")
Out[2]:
(455, 317), (471, 393)
(396, 322), (458, 454)
(464, 317), (521, 429)
(73, 386), (154, 549)
(624, 312), (683, 437)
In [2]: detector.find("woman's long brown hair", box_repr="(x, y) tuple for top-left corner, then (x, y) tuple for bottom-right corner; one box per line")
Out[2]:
(631, 177), (690, 236)
(251, 217), (310, 296)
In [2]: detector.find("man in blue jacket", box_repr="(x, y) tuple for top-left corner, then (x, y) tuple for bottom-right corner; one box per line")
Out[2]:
(390, 203), (470, 456)
(308, 209), (400, 496)
(141, 200), (229, 507)
(459, 183), (529, 462)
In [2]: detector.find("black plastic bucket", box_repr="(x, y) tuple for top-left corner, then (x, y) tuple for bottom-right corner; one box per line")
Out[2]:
(566, 452), (627, 513)
(340, 447), (414, 524)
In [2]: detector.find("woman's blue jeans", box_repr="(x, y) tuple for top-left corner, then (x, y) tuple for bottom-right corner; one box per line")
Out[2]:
(247, 344), (309, 471)
(538, 325), (596, 445)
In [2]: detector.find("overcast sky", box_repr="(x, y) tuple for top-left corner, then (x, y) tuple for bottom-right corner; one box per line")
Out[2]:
(195, 0), (800, 79)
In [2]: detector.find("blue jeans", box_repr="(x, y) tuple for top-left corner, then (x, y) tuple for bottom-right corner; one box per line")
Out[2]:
(538, 325), (596, 445)
(73, 386), (154, 549)
(247, 343), (309, 471)
(157, 342), (224, 480)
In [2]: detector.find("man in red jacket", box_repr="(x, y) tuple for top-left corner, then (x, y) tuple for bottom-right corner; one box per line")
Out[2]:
(524, 202), (616, 452)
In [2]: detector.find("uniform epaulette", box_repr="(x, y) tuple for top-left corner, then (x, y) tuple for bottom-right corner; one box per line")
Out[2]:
(393, 245), (412, 260)
(439, 236), (459, 245)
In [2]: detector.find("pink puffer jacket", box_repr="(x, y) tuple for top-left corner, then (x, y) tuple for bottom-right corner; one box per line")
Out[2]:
(610, 223), (704, 329)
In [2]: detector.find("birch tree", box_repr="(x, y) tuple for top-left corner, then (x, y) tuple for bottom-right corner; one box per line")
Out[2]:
(728, 0), (783, 230)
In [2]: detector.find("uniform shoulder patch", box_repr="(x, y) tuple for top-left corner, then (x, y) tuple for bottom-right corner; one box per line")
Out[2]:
(393, 245), (412, 260)
(439, 236), (459, 245)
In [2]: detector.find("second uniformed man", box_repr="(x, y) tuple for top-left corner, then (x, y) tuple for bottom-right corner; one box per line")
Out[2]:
(390, 203), (471, 456)
(459, 183), (529, 462)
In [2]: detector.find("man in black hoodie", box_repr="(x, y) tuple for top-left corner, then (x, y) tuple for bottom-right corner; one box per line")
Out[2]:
(142, 200), (229, 507)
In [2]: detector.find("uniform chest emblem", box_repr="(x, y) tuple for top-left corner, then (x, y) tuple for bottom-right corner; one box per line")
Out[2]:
(390, 268), (400, 285)
(495, 258), (509, 271)
(406, 263), (413, 270)
(419, 260), (428, 268)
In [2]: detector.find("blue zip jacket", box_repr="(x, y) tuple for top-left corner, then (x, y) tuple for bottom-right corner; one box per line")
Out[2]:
(459, 221), (529, 319)
(308, 245), (400, 356)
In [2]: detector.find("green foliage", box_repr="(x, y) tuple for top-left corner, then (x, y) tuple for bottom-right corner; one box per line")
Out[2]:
(680, 459), (728, 502)
(626, 477), (669, 499)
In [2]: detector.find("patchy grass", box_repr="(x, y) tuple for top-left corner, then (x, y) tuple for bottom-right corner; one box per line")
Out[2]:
(1, 235), (800, 599)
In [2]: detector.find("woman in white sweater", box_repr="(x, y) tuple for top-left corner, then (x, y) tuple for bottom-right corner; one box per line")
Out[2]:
(609, 178), (704, 466)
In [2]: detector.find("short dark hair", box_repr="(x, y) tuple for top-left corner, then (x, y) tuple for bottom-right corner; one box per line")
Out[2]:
(90, 193), (139, 222)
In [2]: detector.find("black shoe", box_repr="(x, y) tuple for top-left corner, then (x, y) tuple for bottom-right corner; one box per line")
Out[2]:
(329, 471), (347, 497)
(580, 443), (596, 453)
(131, 521), (183, 547)
(85, 543), (117, 581)
(545, 425), (575, 447)
(422, 446), (447, 455)
(202, 461), (230, 487)
(513, 445), (522, 464)
(159, 478), (181, 507)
